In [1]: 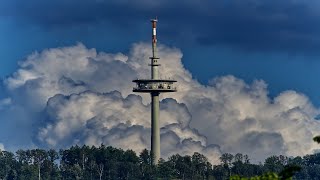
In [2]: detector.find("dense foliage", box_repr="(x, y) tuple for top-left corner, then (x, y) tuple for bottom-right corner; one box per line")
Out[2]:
(0, 144), (319, 179)
(314, 136), (320, 144)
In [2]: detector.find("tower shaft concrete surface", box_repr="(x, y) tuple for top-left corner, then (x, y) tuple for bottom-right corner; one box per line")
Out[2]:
(151, 92), (160, 163)
(132, 18), (177, 164)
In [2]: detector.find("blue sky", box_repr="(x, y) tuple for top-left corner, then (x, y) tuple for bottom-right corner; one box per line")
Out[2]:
(1, 0), (320, 105)
(1, 0), (320, 159)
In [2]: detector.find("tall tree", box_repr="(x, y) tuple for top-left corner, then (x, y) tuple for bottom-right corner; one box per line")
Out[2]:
(97, 163), (104, 180)
(220, 153), (234, 178)
(139, 149), (155, 180)
(31, 149), (47, 180)
(264, 155), (288, 174)
(314, 136), (320, 144)
(192, 152), (210, 179)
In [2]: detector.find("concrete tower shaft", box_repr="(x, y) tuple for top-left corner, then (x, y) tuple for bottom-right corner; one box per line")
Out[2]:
(151, 91), (160, 164)
(150, 18), (160, 164)
(132, 18), (177, 165)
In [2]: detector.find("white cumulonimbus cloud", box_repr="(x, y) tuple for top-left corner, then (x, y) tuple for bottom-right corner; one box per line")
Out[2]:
(0, 143), (4, 151)
(2, 43), (320, 163)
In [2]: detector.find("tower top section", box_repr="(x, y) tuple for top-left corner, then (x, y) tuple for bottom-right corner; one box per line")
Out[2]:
(132, 18), (177, 93)
(151, 18), (158, 55)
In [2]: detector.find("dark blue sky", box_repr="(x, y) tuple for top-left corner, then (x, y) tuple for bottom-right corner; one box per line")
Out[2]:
(1, 0), (320, 105)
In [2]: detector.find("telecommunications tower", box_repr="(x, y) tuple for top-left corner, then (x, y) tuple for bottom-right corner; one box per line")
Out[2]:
(132, 18), (177, 164)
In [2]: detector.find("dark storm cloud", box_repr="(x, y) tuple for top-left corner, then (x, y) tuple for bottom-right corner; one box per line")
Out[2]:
(2, 0), (320, 53)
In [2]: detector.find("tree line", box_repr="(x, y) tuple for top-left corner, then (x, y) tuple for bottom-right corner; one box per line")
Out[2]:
(0, 144), (320, 179)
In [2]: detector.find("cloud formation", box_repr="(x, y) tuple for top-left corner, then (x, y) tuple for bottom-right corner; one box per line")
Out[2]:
(0, 143), (4, 151)
(0, 98), (11, 110)
(2, 43), (320, 164)
(2, 0), (320, 53)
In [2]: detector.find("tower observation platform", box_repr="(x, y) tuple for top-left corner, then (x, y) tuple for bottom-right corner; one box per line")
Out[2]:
(132, 18), (177, 165)
(133, 79), (177, 93)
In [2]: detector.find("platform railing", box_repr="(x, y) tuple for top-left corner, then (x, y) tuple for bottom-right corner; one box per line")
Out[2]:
(133, 82), (177, 91)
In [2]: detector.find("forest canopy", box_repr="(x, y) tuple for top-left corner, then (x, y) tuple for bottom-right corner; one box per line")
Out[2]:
(0, 144), (319, 180)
